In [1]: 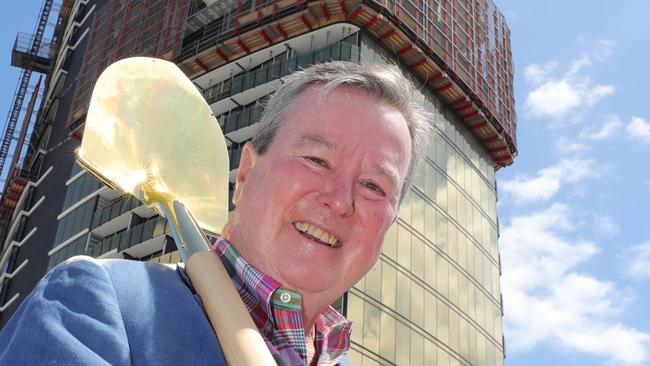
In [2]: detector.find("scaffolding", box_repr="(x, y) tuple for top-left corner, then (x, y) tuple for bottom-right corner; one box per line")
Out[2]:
(0, 0), (54, 187)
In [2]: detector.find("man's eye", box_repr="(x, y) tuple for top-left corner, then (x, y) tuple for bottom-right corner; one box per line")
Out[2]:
(362, 181), (386, 196)
(305, 156), (330, 168)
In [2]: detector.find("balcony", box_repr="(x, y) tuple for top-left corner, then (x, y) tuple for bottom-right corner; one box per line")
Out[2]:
(91, 195), (141, 234)
(11, 32), (52, 74)
(203, 41), (360, 108)
(90, 215), (169, 259)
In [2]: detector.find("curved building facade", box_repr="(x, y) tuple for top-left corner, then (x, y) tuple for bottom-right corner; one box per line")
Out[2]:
(0, 1), (513, 365)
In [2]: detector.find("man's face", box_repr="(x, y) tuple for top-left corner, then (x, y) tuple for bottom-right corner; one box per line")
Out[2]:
(225, 86), (412, 306)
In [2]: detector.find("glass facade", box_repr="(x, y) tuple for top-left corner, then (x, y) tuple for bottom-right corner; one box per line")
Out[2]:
(344, 37), (503, 365)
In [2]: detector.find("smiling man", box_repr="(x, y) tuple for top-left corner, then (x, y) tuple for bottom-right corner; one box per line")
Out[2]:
(218, 61), (431, 365)
(0, 61), (431, 366)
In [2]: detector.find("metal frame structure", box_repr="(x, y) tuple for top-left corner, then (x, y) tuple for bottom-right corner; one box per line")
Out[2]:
(178, 0), (517, 168)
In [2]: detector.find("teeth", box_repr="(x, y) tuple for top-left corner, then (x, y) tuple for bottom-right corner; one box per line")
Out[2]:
(293, 222), (339, 247)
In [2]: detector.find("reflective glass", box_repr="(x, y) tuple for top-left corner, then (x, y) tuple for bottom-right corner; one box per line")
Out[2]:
(379, 311), (396, 362)
(396, 271), (411, 318)
(395, 321), (410, 365)
(410, 330), (424, 366)
(363, 302), (380, 351)
(381, 261), (397, 309)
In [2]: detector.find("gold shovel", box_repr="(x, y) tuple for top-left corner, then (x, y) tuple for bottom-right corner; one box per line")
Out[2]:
(78, 57), (276, 366)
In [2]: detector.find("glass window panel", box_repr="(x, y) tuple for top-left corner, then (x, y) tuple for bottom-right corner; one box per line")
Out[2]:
(485, 301), (494, 338)
(449, 266), (459, 307)
(395, 321), (410, 366)
(459, 317), (470, 361)
(412, 193), (425, 235)
(425, 203), (436, 243)
(397, 225), (411, 270)
(347, 293), (364, 345)
(477, 333), (487, 366)
(447, 148), (456, 182)
(348, 348), (363, 366)
(459, 274), (469, 314)
(412, 236), (424, 280)
(449, 309), (459, 353)
(475, 250), (484, 285)
(381, 261), (397, 309)
(424, 290), (436, 335)
(437, 348), (450, 366)
(468, 283), (476, 321)
(458, 232), (467, 270)
(436, 171), (447, 210)
(424, 246), (436, 288)
(363, 302), (380, 352)
(410, 330), (424, 366)
(437, 215), (448, 254)
(364, 260), (381, 300)
(448, 224), (458, 262)
(476, 290), (485, 328)
(379, 311), (396, 362)
(437, 255), (448, 297)
(437, 298), (449, 344)
(414, 162), (425, 192)
(467, 241), (475, 278)
(411, 283), (424, 328)
(396, 271), (411, 318)
(361, 355), (378, 366)
(469, 326), (478, 365)
(382, 223), (398, 260)
(448, 184), (457, 220)
(424, 339), (437, 365)
(425, 162), (435, 199)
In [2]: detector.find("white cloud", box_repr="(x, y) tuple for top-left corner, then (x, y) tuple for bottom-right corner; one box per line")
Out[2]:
(524, 61), (558, 85)
(593, 38), (617, 61)
(501, 204), (650, 365)
(555, 137), (589, 153)
(626, 116), (650, 143)
(524, 55), (615, 119)
(580, 115), (623, 140)
(625, 241), (650, 279)
(501, 158), (598, 203)
(594, 214), (620, 235)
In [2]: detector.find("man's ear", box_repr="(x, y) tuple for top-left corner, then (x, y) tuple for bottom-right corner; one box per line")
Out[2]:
(232, 142), (258, 206)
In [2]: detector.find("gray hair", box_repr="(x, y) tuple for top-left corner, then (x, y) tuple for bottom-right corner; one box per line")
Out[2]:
(251, 61), (432, 202)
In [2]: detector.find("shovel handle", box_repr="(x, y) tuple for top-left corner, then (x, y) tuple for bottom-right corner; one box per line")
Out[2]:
(186, 250), (277, 366)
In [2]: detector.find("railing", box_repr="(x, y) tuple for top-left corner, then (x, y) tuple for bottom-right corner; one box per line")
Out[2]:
(13, 32), (53, 60)
(219, 101), (264, 134)
(91, 195), (141, 229)
(203, 41), (359, 105)
(90, 215), (168, 257)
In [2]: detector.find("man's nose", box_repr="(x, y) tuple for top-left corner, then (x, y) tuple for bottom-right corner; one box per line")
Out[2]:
(316, 179), (354, 217)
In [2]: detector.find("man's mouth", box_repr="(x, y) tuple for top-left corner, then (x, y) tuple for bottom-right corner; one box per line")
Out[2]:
(293, 222), (341, 248)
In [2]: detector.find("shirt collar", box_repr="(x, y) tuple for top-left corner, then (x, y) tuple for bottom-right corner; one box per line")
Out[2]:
(212, 237), (351, 364)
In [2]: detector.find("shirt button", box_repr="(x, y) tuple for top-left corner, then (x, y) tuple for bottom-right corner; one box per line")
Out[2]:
(280, 292), (291, 303)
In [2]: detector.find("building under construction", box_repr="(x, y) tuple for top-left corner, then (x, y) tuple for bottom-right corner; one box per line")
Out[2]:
(0, 1), (516, 365)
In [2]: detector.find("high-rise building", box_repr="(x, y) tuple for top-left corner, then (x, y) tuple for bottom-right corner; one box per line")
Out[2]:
(0, 1), (516, 365)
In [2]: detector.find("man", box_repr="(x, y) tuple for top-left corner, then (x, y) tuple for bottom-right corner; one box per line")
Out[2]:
(0, 61), (430, 365)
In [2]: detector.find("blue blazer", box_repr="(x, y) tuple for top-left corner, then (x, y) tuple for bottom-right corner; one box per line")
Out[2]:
(0, 256), (351, 365)
(0, 256), (227, 365)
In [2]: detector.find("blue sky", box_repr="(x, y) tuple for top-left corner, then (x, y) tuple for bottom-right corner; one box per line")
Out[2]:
(2, 1), (650, 366)
(495, 1), (650, 365)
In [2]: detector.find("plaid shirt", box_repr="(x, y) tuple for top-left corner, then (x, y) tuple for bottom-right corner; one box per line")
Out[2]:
(213, 237), (351, 365)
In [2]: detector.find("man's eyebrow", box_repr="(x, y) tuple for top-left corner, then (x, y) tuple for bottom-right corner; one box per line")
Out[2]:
(373, 162), (400, 190)
(292, 134), (339, 152)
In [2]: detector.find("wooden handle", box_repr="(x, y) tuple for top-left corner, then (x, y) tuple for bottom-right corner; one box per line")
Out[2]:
(186, 250), (277, 365)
